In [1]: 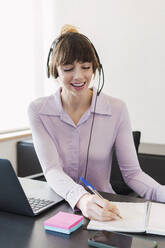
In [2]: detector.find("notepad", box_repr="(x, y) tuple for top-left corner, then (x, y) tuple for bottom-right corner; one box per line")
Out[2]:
(87, 201), (165, 236)
(44, 211), (84, 234)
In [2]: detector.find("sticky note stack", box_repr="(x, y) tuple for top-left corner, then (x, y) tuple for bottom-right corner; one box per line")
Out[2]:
(44, 211), (84, 235)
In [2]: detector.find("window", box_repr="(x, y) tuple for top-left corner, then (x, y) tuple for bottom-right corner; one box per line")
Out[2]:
(0, 0), (43, 133)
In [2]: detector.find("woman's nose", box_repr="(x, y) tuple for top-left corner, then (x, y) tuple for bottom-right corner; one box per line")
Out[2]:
(73, 68), (84, 80)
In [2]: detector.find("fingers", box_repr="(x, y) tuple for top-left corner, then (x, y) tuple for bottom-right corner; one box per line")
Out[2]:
(86, 201), (118, 221)
(85, 196), (119, 221)
(77, 193), (121, 221)
(103, 199), (120, 216)
(92, 195), (119, 213)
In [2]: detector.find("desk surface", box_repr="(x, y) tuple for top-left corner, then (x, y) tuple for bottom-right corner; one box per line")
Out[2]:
(0, 193), (165, 248)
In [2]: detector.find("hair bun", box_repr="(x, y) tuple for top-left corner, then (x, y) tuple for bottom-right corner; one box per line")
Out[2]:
(60, 24), (79, 35)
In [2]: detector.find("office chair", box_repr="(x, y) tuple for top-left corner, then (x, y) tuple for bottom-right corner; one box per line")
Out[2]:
(110, 131), (141, 195)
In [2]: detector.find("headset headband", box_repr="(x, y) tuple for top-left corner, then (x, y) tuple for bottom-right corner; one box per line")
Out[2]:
(47, 33), (102, 74)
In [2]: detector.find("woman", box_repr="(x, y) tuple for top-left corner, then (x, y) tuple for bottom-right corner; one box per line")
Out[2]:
(28, 25), (165, 221)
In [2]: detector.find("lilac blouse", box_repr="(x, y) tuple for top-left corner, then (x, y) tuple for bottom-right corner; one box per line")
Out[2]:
(28, 87), (165, 209)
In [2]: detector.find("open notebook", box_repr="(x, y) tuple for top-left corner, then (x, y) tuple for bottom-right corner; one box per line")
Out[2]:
(87, 201), (165, 236)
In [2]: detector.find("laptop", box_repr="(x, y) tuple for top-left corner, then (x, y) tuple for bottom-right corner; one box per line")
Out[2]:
(0, 159), (64, 216)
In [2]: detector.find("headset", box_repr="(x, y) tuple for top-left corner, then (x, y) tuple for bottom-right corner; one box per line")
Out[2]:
(46, 32), (105, 180)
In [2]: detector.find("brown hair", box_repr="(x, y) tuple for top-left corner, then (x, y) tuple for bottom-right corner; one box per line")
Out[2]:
(49, 25), (101, 78)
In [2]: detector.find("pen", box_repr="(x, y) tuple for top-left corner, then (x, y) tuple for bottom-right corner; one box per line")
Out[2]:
(80, 177), (104, 199)
(80, 177), (122, 219)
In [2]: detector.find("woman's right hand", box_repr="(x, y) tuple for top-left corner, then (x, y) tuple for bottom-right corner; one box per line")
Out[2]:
(76, 193), (120, 221)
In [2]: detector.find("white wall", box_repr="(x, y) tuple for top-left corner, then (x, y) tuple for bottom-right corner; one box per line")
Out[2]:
(42, 0), (165, 145)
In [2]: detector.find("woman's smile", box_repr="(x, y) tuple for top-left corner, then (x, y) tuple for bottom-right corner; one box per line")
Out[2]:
(70, 81), (86, 90)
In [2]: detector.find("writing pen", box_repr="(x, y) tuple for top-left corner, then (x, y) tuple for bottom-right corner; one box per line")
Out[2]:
(80, 177), (122, 219)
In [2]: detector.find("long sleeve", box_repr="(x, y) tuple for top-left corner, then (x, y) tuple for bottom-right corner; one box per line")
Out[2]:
(28, 102), (88, 209)
(115, 103), (165, 202)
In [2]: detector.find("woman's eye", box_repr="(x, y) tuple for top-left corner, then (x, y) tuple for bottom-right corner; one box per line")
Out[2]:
(83, 67), (90, 70)
(63, 68), (73, 72)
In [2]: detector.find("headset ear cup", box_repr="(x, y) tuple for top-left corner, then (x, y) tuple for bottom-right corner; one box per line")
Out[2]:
(47, 66), (50, 78)
(47, 52), (52, 78)
(47, 39), (58, 78)
(54, 67), (58, 78)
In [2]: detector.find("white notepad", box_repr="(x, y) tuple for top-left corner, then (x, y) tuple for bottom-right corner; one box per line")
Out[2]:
(87, 201), (165, 236)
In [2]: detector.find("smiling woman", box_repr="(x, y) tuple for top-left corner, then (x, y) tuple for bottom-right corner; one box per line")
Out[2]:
(46, 25), (102, 123)
(28, 24), (165, 223)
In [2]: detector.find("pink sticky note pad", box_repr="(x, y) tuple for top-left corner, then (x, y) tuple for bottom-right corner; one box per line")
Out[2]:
(44, 211), (84, 230)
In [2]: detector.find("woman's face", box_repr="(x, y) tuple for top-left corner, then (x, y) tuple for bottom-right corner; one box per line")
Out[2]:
(57, 61), (93, 95)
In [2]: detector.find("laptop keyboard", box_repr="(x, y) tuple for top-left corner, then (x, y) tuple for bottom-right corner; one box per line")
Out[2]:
(28, 197), (54, 213)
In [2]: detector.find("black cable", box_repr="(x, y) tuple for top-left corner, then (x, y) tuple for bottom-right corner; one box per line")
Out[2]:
(97, 66), (104, 96)
(84, 67), (104, 180)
